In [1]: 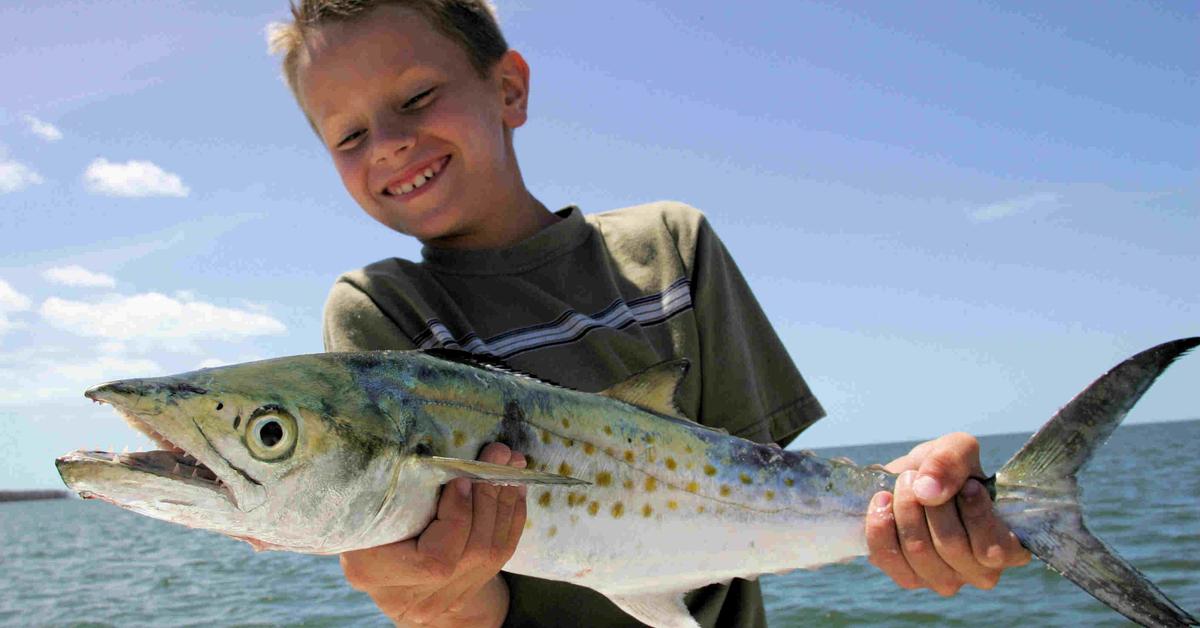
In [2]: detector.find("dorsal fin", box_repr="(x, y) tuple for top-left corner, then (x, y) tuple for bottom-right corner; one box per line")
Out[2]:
(600, 359), (690, 419)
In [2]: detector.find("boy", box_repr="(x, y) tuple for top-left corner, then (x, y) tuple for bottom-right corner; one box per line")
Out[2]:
(268, 2), (1029, 626)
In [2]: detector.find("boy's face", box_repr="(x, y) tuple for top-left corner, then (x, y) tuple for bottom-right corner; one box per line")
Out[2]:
(295, 6), (529, 246)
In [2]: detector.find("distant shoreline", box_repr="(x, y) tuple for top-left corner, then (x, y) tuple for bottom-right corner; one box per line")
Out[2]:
(0, 490), (70, 503)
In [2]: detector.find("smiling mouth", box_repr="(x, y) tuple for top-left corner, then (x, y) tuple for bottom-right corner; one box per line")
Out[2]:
(382, 155), (450, 197)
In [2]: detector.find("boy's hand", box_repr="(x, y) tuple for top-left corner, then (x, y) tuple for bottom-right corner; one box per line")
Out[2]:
(864, 433), (1030, 596)
(340, 442), (527, 628)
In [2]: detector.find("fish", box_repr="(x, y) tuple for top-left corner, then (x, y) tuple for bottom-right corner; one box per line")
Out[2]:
(56, 338), (1199, 628)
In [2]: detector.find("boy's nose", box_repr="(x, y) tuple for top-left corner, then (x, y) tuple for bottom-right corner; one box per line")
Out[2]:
(372, 126), (416, 164)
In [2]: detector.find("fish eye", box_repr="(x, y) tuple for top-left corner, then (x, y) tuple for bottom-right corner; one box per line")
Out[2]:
(245, 408), (297, 461)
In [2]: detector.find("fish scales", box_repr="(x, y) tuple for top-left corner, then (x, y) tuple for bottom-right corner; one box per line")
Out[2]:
(56, 340), (1200, 627)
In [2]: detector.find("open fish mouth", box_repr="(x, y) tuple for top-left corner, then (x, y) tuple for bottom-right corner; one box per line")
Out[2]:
(55, 383), (242, 510)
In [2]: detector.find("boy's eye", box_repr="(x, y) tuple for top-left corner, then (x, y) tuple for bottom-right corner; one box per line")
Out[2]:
(402, 88), (435, 110)
(336, 129), (364, 149)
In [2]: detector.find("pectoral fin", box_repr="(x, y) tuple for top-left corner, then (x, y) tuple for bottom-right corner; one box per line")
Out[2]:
(423, 456), (590, 486)
(608, 591), (697, 628)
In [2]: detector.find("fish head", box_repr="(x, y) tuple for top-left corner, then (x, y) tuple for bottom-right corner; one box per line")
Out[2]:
(56, 353), (436, 554)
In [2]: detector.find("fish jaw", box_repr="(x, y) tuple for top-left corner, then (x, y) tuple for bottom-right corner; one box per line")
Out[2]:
(79, 378), (268, 512)
(56, 449), (246, 533)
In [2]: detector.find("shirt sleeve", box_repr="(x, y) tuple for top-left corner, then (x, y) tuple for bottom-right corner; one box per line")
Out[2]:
(322, 275), (417, 352)
(685, 211), (825, 447)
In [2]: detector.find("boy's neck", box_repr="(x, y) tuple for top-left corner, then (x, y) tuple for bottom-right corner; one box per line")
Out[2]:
(419, 188), (560, 251)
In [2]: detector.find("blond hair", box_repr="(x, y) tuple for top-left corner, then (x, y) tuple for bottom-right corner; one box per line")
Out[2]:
(267, 0), (507, 112)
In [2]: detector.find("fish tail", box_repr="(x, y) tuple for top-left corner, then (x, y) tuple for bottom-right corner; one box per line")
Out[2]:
(989, 337), (1199, 627)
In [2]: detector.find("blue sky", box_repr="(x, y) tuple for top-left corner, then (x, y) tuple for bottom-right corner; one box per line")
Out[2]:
(1, 0), (1196, 489)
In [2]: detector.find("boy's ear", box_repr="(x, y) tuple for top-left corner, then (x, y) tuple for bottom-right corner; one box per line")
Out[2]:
(496, 50), (531, 129)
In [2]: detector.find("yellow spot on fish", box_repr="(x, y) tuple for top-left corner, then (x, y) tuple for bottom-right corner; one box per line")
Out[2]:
(583, 442), (595, 455)
(623, 479), (634, 490)
(587, 501), (599, 516)
(686, 481), (698, 493)
(603, 425), (613, 435)
(558, 462), (573, 476)
(685, 445), (693, 453)
(538, 491), (552, 508)
(562, 418), (571, 428)
(667, 500), (678, 511)
(697, 505), (706, 514)
(596, 471), (612, 487)
(645, 435), (654, 444)
(665, 458), (677, 470)
(624, 450), (635, 463)
(548, 525), (557, 538)
(719, 485), (731, 497)
(642, 503), (653, 518)
(644, 477), (657, 492)
(611, 502), (624, 518)
(562, 437), (574, 447)
(704, 464), (717, 476)
(540, 430), (551, 444)
(605, 447), (616, 457)
(647, 450), (657, 463)
(765, 490), (775, 501)
(567, 492), (584, 507)
(740, 473), (752, 485)
(784, 477), (795, 487)
(452, 430), (465, 447)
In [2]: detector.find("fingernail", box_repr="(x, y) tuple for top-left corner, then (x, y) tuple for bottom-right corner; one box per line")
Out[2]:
(962, 478), (982, 500)
(913, 475), (942, 501)
(872, 491), (892, 512)
(456, 477), (472, 498)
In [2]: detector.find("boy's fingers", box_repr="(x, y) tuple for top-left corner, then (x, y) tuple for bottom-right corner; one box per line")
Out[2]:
(864, 491), (924, 590)
(924, 496), (1001, 590)
(412, 476), (475, 578)
(913, 433), (983, 506)
(956, 480), (1031, 569)
(894, 471), (962, 597)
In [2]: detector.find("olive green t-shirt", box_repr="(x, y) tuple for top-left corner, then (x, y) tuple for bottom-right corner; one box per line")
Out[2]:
(323, 201), (826, 627)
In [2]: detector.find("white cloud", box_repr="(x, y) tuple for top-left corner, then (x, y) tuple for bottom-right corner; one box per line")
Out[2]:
(40, 292), (285, 351)
(83, 158), (189, 198)
(0, 279), (31, 311)
(969, 192), (1060, 223)
(196, 358), (228, 369)
(0, 279), (31, 342)
(0, 349), (161, 406)
(23, 115), (63, 142)
(43, 265), (117, 288)
(0, 158), (44, 194)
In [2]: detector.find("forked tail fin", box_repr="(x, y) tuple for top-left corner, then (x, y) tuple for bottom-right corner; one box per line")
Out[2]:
(992, 337), (1199, 627)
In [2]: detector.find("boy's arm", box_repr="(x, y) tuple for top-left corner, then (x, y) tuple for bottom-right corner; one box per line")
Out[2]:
(865, 433), (1031, 595)
(325, 280), (526, 626)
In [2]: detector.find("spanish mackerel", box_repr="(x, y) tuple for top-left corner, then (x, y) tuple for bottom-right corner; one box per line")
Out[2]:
(57, 338), (1200, 627)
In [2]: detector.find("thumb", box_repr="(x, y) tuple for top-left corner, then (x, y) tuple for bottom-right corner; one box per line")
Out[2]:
(913, 432), (982, 506)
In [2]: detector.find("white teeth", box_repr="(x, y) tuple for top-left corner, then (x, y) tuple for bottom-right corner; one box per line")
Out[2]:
(387, 161), (443, 196)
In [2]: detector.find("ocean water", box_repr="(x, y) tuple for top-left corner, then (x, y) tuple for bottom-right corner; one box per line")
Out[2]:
(2, 420), (1197, 627)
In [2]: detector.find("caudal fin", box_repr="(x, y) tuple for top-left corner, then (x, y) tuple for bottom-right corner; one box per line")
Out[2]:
(992, 337), (1199, 627)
